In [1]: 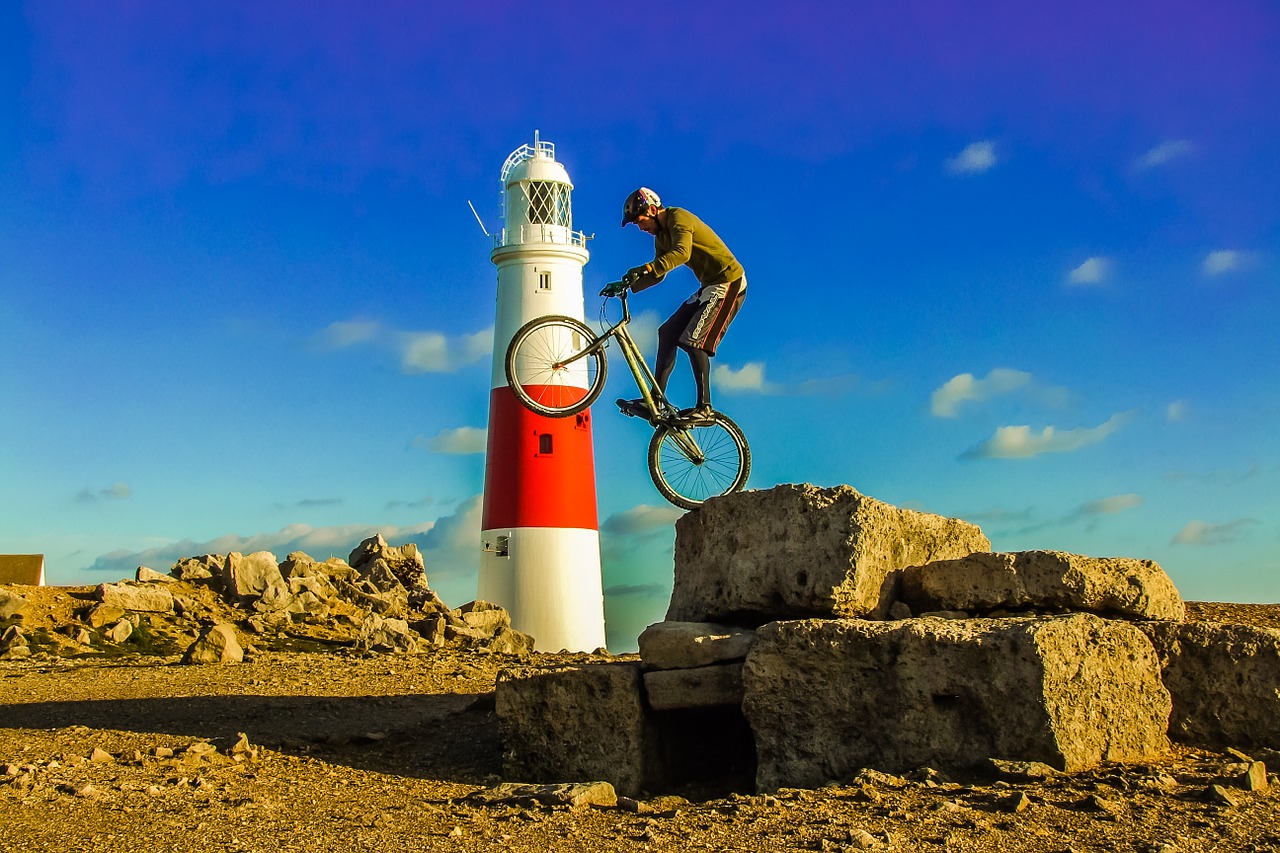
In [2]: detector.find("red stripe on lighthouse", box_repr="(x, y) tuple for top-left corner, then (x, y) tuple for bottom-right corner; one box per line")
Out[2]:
(481, 386), (599, 531)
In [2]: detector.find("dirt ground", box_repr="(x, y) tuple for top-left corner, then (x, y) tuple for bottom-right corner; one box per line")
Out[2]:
(3, 595), (1279, 853)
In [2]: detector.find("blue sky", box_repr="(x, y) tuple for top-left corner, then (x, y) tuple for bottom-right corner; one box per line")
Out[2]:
(2, 1), (1277, 650)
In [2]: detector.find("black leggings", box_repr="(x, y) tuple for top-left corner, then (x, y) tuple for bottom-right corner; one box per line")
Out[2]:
(654, 302), (712, 408)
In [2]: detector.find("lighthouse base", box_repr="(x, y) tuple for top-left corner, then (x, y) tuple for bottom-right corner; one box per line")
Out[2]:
(479, 526), (606, 653)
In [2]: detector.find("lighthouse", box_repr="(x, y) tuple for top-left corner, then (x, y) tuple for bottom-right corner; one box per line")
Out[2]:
(479, 134), (606, 652)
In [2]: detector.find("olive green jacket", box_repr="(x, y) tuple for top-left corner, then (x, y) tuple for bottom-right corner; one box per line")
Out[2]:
(635, 207), (744, 292)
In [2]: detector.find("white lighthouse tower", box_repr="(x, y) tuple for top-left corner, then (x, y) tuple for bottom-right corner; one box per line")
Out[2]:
(479, 133), (606, 652)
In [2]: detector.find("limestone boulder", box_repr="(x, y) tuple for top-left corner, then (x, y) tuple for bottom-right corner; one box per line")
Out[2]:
(489, 626), (536, 656)
(221, 552), (285, 603)
(1139, 621), (1280, 750)
(899, 551), (1185, 621)
(86, 604), (126, 628)
(638, 621), (758, 670)
(349, 535), (428, 590)
(0, 589), (29, 620)
(643, 662), (745, 711)
(453, 600), (511, 635)
(355, 614), (419, 653)
(280, 553), (357, 585)
(95, 582), (174, 613)
(669, 484), (990, 623)
(182, 624), (243, 664)
(104, 619), (134, 644)
(0, 625), (30, 659)
(135, 566), (176, 584)
(170, 554), (223, 585)
(743, 614), (1171, 790)
(496, 662), (662, 797)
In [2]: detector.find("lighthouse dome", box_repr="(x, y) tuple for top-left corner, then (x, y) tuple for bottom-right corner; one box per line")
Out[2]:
(496, 133), (584, 244)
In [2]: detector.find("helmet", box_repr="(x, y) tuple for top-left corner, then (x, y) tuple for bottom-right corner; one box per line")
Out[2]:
(621, 187), (662, 226)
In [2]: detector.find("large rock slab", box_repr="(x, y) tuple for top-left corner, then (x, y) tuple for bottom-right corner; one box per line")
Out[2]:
(221, 552), (286, 602)
(95, 582), (174, 613)
(643, 662), (745, 711)
(496, 663), (661, 797)
(182, 624), (244, 664)
(638, 621), (757, 670)
(743, 614), (1171, 790)
(669, 484), (990, 623)
(899, 550), (1185, 621)
(1139, 621), (1280, 749)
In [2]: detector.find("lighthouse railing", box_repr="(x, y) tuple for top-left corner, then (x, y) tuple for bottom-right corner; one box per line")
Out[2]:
(493, 225), (588, 250)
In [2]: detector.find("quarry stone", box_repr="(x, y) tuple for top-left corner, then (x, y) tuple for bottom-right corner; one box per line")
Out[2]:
(899, 550), (1185, 621)
(349, 535), (427, 590)
(743, 614), (1171, 790)
(104, 619), (133, 643)
(1139, 620), (1280, 750)
(94, 582), (174, 613)
(0, 590), (29, 620)
(496, 662), (661, 797)
(221, 552), (285, 602)
(355, 614), (418, 653)
(170, 554), (222, 584)
(182, 623), (244, 664)
(134, 566), (175, 584)
(643, 662), (745, 711)
(488, 626), (535, 656)
(638, 621), (758, 670)
(668, 484), (990, 623)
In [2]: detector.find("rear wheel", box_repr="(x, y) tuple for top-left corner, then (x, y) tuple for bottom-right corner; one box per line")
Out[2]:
(505, 315), (607, 417)
(647, 412), (751, 510)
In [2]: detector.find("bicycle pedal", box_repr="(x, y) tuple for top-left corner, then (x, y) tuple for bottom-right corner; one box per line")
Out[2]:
(616, 398), (646, 418)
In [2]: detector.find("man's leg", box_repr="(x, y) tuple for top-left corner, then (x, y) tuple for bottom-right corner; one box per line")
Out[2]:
(682, 345), (712, 409)
(655, 303), (698, 393)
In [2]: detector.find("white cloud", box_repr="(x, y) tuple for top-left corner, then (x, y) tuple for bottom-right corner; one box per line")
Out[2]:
(963, 411), (1134, 459)
(1079, 493), (1144, 516)
(713, 361), (783, 394)
(1166, 400), (1189, 422)
(1133, 139), (1195, 170)
(315, 318), (381, 350)
(1203, 250), (1244, 276)
(414, 426), (488, 455)
(75, 482), (132, 503)
(601, 504), (684, 536)
(1171, 518), (1259, 546)
(946, 140), (997, 174)
(931, 368), (1032, 417)
(314, 317), (491, 373)
(1067, 256), (1110, 286)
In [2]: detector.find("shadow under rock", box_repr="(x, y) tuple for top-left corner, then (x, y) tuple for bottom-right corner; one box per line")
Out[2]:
(1, 691), (502, 784)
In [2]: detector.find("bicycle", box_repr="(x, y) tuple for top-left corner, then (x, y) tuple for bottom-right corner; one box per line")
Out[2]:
(503, 281), (751, 511)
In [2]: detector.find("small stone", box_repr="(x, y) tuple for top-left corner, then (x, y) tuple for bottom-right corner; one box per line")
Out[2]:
(1001, 791), (1032, 813)
(73, 783), (96, 798)
(851, 828), (879, 849)
(105, 619), (134, 643)
(89, 748), (114, 763)
(447, 826), (463, 838)
(1206, 784), (1239, 807)
(153, 746), (174, 759)
(1241, 761), (1268, 791)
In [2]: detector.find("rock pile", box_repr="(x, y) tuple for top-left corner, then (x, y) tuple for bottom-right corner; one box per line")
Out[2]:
(0, 534), (534, 663)
(497, 483), (1280, 797)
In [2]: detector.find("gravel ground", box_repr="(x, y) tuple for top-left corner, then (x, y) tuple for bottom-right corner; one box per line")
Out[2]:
(2, 600), (1279, 852)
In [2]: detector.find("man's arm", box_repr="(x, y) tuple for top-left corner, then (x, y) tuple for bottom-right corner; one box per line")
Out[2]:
(650, 216), (694, 278)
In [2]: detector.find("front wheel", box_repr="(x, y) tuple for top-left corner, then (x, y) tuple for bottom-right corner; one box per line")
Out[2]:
(505, 315), (608, 417)
(648, 412), (751, 511)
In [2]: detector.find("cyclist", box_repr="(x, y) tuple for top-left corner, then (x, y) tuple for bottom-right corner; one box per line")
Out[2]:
(608, 187), (747, 424)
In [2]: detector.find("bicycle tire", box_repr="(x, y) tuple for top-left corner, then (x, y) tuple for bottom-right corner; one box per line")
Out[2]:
(647, 411), (751, 511)
(505, 315), (607, 417)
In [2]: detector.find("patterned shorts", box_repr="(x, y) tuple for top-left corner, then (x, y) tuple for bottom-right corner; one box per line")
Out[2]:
(678, 275), (747, 356)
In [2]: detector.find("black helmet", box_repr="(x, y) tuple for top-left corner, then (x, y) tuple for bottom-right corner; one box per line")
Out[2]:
(621, 187), (662, 226)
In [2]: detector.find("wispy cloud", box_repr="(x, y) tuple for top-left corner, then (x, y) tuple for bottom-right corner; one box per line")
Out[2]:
(294, 497), (343, 508)
(601, 504), (684, 536)
(1166, 400), (1189, 422)
(713, 361), (783, 394)
(314, 318), (492, 373)
(75, 482), (132, 503)
(931, 368), (1032, 417)
(962, 411), (1134, 460)
(1077, 493), (1144, 516)
(1171, 518), (1260, 546)
(1202, 249), (1250, 276)
(1133, 139), (1195, 171)
(413, 426), (487, 455)
(946, 140), (997, 174)
(1067, 256), (1110, 286)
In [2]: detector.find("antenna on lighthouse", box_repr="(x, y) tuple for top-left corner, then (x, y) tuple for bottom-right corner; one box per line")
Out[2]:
(467, 200), (491, 237)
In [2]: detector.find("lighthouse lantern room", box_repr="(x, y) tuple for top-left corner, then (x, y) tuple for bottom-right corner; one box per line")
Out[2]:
(479, 133), (606, 653)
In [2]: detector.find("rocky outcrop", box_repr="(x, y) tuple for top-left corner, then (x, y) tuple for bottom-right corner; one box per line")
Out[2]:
(355, 615), (419, 653)
(496, 663), (661, 798)
(182, 623), (244, 664)
(95, 582), (174, 613)
(668, 484), (990, 623)
(0, 589), (28, 620)
(170, 554), (222, 584)
(898, 550), (1185, 621)
(743, 614), (1172, 789)
(1139, 621), (1280, 750)
(349, 535), (428, 591)
(220, 552), (287, 604)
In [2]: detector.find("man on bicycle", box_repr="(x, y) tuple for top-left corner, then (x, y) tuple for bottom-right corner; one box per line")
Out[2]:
(609, 187), (747, 424)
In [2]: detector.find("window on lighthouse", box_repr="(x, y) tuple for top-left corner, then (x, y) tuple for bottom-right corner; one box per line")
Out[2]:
(525, 181), (571, 227)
